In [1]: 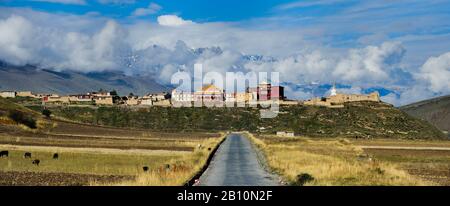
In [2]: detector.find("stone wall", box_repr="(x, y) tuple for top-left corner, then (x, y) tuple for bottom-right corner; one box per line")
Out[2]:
(328, 92), (380, 104)
(304, 92), (380, 107)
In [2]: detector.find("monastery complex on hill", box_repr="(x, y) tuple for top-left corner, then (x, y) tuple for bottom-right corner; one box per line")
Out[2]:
(304, 84), (380, 108)
(1, 83), (380, 108)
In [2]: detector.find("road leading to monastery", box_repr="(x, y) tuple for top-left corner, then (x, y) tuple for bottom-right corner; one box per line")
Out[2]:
(199, 133), (280, 186)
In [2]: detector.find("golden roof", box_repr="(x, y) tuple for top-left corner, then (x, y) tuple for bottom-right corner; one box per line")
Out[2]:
(201, 84), (222, 92)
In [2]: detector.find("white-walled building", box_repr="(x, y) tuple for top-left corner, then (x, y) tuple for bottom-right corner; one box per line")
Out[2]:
(171, 89), (194, 102)
(0, 91), (16, 98)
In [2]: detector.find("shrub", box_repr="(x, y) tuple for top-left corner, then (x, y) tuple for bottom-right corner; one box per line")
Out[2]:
(374, 167), (385, 175)
(8, 110), (37, 129)
(292, 173), (315, 186)
(42, 108), (52, 118)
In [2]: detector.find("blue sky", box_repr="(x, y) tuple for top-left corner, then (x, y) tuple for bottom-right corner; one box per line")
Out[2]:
(3, 0), (449, 52)
(1, 0), (310, 21)
(0, 0), (449, 105)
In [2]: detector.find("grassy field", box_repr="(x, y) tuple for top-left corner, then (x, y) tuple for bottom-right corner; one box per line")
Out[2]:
(0, 118), (224, 185)
(0, 147), (183, 185)
(246, 133), (449, 186)
(0, 97), (225, 186)
(352, 139), (450, 185)
(102, 137), (223, 186)
(351, 138), (450, 147)
(0, 147), (185, 175)
(0, 135), (223, 186)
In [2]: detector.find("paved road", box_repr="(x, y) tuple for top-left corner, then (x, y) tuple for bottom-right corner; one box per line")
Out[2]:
(199, 133), (279, 186)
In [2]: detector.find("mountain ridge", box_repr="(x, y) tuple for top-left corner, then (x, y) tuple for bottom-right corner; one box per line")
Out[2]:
(400, 95), (450, 136)
(0, 61), (169, 96)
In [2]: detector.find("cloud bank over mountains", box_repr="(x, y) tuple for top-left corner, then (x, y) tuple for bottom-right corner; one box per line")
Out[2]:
(0, 7), (449, 106)
(0, 14), (127, 72)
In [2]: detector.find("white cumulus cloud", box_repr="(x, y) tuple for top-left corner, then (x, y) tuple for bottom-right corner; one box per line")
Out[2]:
(32, 0), (86, 5)
(54, 20), (128, 72)
(157, 15), (194, 26)
(132, 2), (162, 17)
(0, 15), (35, 65)
(0, 14), (128, 72)
(333, 42), (406, 83)
(98, 0), (135, 4)
(416, 52), (450, 93)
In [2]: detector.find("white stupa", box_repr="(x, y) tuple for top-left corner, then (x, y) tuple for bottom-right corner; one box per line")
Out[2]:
(330, 83), (337, 96)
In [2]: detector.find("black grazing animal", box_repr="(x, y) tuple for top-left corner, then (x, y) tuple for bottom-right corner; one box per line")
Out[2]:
(32, 159), (40, 166)
(165, 164), (171, 170)
(207, 147), (211, 151)
(143, 166), (149, 172)
(53, 153), (59, 159)
(24, 152), (32, 158)
(0, 150), (8, 157)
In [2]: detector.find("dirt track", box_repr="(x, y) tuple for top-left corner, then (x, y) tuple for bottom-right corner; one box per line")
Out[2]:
(0, 144), (190, 156)
(360, 145), (450, 151)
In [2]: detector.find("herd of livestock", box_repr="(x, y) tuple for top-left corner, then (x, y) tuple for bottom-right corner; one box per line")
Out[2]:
(0, 145), (213, 173)
(0, 150), (58, 166)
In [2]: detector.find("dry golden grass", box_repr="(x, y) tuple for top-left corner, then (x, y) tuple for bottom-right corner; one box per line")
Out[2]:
(362, 148), (450, 185)
(0, 128), (225, 186)
(0, 132), (213, 151)
(245, 132), (431, 186)
(92, 134), (225, 186)
(0, 148), (183, 176)
(351, 138), (450, 148)
(0, 135), (224, 186)
(0, 116), (15, 125)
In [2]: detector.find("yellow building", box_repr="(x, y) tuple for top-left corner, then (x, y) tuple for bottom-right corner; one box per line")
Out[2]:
(153, 99), (171, 107)
(235, 92), (248, 103)
(17, 91), (37, 98)
(94, 96), (114, 105)
(194, 84), (224, 102)
(126, 97), (140, 106)
(140, 97), (153, 106)
(226, 92), (253, 103)
(44, 95), (70, 104)
(68, 94), (93, 103)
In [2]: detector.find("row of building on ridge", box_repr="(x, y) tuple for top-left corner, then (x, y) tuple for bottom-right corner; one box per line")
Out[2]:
(0, 90), (171, 106)
(0, 82), (288, 106)
(171, 82), (286, 104)
(1, 83), (381, 107)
